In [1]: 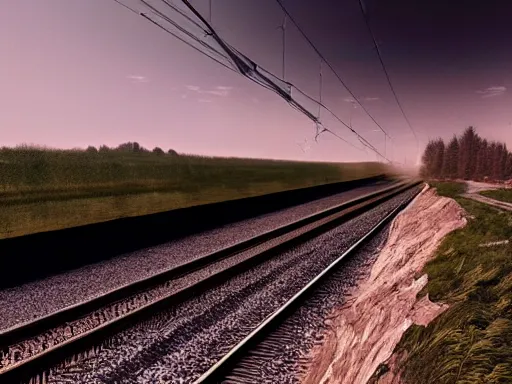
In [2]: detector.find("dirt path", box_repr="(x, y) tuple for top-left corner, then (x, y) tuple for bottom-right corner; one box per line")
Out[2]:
(301, 186), (466, 384)
(463, 180), (512, 211)
(461, 192), (512, 211)
(464, 180), (502, 194)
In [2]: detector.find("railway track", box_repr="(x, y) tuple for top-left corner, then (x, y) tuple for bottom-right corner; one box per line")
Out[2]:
(194, 183), (423, 383)
(0, 180), (421, 383)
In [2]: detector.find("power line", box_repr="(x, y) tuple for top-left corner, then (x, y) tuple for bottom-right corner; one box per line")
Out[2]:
(227, 44), (370, 152)
(114, 1), (236, 72)
(140, 0), (222, 59)
(141, 13), (236, 73)
(357, 0), (419, 148)
(223, 42), (388, 158)
(113, 1), (367, 154)
(274, 0), (393, 141)
(160, 0), (206, 32)
(112, 0), (391, 161)
(291, 86), (383, 156)
(132, 0), (389, 158)
(178, 0), (390, 160)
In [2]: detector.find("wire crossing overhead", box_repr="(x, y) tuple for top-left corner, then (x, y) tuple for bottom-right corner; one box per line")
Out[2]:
(274, 0), (393, 142)
(357, 0), (419, 148)
(112, 0), (392, 162)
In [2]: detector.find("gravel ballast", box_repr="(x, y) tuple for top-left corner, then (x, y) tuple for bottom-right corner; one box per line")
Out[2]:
(227, 227), (391, 384)
(44, 187), (419, 384)
(0, 181), (391, 331)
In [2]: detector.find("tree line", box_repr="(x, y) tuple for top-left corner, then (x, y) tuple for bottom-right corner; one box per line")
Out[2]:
(85, 141), (178, 157)
(421, 127), (512, 181)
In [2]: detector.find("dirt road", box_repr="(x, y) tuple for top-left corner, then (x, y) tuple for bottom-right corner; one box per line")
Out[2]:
(463, 180), (512, 211)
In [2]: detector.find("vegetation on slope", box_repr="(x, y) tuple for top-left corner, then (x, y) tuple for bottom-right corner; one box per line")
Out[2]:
(0, 145), (389, 238)
(395, 182), (512, 383)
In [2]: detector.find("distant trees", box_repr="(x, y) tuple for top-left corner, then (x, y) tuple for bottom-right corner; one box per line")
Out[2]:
(457, 126), (477, 179)
(474, 138), (488, 180)
(421, 127), (512, 181)
(116, 141), (148, 153)
(420, 139), (444, 178)
(152, 147), (164, 155)
(442, 136), (459, 179)
(98, 145), (110, 153)
(82, 142), (179, 157)
(507, 153), (512, 179)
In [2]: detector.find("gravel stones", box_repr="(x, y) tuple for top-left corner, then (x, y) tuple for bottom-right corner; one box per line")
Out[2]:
(45, 187), (419, 384)
(0, 182), (391, 331)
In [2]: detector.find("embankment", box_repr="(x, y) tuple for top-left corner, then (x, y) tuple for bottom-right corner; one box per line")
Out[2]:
(302, 185), (466, 384)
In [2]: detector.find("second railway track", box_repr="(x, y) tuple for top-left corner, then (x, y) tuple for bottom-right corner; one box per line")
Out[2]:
(0, 180), (421, 383)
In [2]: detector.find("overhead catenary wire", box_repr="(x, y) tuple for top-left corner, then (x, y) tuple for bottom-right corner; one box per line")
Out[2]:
(142, 14), (236, 73)
(357, 0), (419, 148)
(113, 1), (236, 73)
(178, 0), (388, 159)
(291, 86), (383, 155)
(114, 1), (368, 154)
(140, 0), (223, 59)
(161, 0), (206, 32)
(112, 0), (391, 160)
(114, 0), (387, 158)
(274, 0), (393, 141)
(218, 39), (387, 157)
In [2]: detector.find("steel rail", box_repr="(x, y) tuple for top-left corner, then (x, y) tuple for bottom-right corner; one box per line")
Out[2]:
(0, 180), (403, 349)
(0, 180), (419, 383)
(193, 182), (423, 383)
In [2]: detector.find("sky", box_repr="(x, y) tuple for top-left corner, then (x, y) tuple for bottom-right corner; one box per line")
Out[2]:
(2, 0), (512, 165)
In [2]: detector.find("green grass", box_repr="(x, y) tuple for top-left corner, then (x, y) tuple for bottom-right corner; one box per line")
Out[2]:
(429, 181), (467, 198)
(0, 146), (389, 238)
(481, 189), (512, 204)
(394, 182), (512, 383)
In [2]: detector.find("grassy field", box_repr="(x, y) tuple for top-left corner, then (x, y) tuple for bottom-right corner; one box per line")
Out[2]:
(429, 181), (467, 197)
(0, 147), (389, 239)
(481, 188), (512, 204)
(394, 181), (512, 383)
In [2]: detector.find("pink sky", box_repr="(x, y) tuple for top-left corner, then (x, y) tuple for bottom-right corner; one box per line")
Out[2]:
(2, 0), (512, 165)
